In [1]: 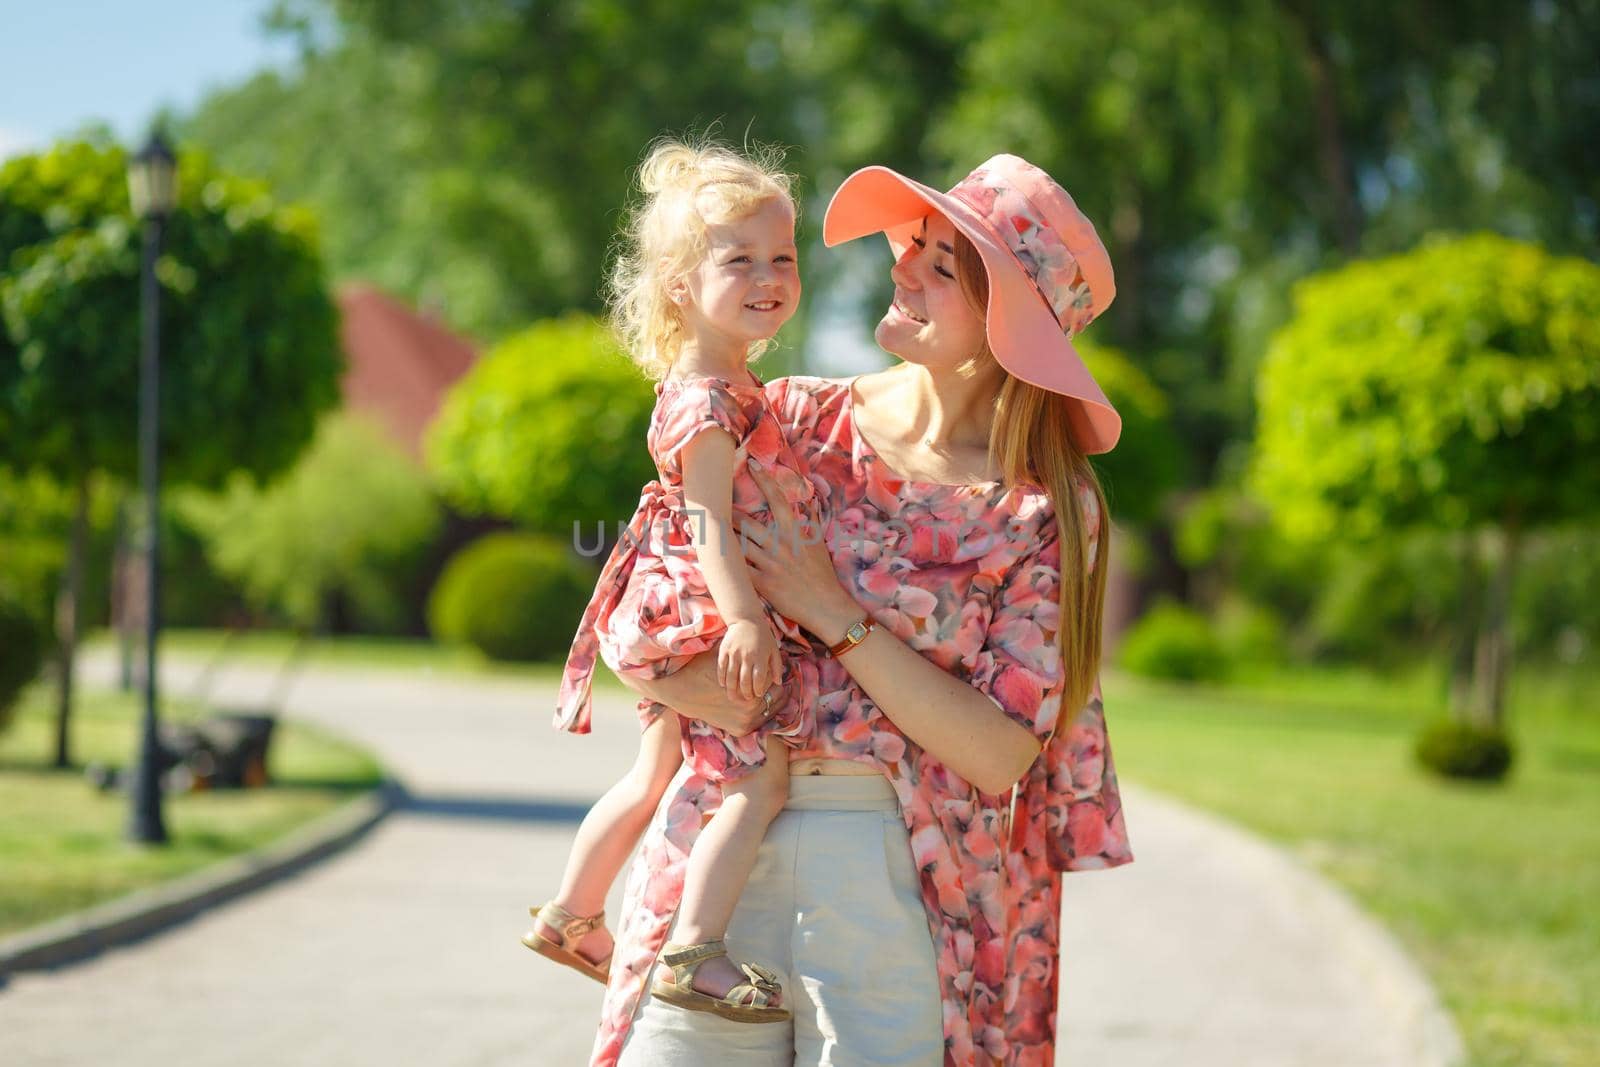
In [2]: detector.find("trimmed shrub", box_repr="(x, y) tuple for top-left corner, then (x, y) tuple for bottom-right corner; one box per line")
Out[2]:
(1118, 600), (1228, 683)
(179, 413), (442, 633)
(428, 533), (595, 662)
(1414, 720), (1514, 782)
(426, 316), (658, 533)
(0, 595), (45, 735)
(1214, 596), (1288, 669)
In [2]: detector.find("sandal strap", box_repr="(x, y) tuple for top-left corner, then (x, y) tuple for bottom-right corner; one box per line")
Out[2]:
(659, 939), (727, 969)
(536, 901), (606, 941)
(725, 971), (779, 1008)
(739, 962), (781, 995)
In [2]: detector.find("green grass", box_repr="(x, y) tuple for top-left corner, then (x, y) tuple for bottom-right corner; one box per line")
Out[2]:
(1104, 661), (1600, 1067)
(0, 683), (385, 939)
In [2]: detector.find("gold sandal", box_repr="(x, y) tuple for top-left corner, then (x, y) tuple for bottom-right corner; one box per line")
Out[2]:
(521, 901), (611, 985)
(651, 939), (790, 1024)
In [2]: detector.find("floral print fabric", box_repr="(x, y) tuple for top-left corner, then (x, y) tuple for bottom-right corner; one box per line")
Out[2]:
(587, 375), (1132, 1067)
(950, 165), (1098, 338)
(555, 373), (817, 780)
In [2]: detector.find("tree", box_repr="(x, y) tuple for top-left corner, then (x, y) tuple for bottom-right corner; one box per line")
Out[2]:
(178, 413), (441, 632)
(1251, 234), (1600, 728)
(426, 315), (657, 535)
(0, 139), (342, 767)
(1077, 339), (1183, 527)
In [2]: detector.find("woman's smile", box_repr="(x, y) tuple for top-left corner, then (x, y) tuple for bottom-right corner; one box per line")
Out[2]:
(889, 295), (928, 324)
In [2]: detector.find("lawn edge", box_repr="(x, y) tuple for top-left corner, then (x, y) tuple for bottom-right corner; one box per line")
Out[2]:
(0, 777), (406, 977)
(1125, 783), (1469, 1067)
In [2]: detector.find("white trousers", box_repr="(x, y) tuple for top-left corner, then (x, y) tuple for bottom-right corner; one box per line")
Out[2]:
(617, 774), (944, 1067)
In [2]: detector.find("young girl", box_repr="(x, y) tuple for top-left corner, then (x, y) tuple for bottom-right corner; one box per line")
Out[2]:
(526, 140), (815, 1023)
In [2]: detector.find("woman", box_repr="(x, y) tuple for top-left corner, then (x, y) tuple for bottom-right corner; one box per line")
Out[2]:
(597, 154), (1133, 1067)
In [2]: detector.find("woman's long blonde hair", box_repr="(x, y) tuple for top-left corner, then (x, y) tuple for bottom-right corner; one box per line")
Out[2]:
(608, 138), (797, 378)
(956, 235), (1110, 724)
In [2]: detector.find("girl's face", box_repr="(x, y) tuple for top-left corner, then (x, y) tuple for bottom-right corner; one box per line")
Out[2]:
(875, 213), (988, 370)
(676, 197), (800, 357)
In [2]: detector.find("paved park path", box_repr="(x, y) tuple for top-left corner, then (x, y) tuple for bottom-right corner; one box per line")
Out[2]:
(0, 653), (1454, 1066)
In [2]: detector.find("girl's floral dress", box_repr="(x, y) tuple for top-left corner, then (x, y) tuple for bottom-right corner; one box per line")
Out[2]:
(556, 372), (818, 780)
(587, 375), (1133, 1067)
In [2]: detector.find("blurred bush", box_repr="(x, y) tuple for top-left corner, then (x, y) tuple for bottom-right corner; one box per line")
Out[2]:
(1174, 488), (1322, 629)
(427, 315), (657, 534)
(1253, 232), (1600, 543)
(1212, 596), (1288, 669)
(1414, 720), (1514, 782)
(1078, 340), (1184, 526)
(0, 593), (44, 736)
(1511, 524), (1600, 665)
(179, 413), (441, 633)
(1118, 599), (1229, 683)
(0, 140), (343, 490)
(428, 533), (595, 662)
(0, 470), (115, 629)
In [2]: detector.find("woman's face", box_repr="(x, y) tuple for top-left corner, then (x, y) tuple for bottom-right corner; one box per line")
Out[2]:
(874, 212), (987, 370)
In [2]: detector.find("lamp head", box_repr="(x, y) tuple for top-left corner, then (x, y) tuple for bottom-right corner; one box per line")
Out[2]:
(128, 132), (178, 219)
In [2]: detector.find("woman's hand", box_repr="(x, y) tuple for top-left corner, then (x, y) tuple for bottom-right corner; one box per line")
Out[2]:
(615, 650), (788, 737)
(740, 469), (861, 643)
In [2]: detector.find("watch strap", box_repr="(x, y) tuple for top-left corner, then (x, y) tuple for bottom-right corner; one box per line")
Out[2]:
(827, 617), (876, 657)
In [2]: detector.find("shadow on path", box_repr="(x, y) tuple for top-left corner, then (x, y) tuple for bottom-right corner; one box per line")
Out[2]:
(398, 792), (591, 825)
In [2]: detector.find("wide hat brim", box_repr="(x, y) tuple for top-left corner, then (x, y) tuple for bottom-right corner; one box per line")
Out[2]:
(823, 164), (1121, 455)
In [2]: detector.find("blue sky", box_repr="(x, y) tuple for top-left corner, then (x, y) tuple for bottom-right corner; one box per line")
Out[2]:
(0, 0), (299, 158)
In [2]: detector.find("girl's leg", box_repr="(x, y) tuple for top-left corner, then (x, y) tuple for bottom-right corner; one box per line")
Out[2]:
(536, 710), (683, 964)
(671, 733), (789, 1001)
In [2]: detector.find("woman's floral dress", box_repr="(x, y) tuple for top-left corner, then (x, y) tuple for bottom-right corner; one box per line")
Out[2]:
(588, 375), (1133, 1067)
(556, 372), (817, 779)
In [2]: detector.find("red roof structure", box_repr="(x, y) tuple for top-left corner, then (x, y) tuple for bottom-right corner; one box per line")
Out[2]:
(336, 284), (478, 462)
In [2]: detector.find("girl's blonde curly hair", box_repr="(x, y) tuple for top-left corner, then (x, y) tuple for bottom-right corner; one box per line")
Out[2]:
(608, 137), (797, 378)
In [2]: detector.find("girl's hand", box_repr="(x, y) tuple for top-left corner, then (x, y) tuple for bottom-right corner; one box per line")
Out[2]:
(616, 649), (788, 737)
(740, 469), (860, 641)
(717, 619), (780, 702)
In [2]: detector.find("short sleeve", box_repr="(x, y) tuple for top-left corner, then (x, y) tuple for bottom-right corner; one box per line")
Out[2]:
(650, 378), (755, 477)
(968, 521), (1066, 742)
(1033, 680), (1134, 871)
(969, 478), (1100, 740)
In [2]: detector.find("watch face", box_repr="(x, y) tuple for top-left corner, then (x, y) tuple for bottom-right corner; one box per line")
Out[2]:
(847, 621), (868, 642)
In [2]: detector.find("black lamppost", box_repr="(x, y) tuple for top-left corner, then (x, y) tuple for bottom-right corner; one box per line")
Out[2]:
(125, 132), (177, 845)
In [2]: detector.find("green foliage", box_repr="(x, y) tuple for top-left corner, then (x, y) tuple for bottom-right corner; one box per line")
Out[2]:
(0, 469), (117, 630)
(178, 414), (441, 631)
(1212, 596), (1287, 669)
(0, 140), (343, 488)
(1174, 488), (1323, 624)
(1512, 525), (1600, 663)
(1414, 719), (1514, 782)
(1117, 599), (1228, 683)
(193, 1), (1600, 485)
(1078, 339), (1183, 525)
(427, 315), (657, 532)
(933, 1), (1600, 479)
(191, 0), (835, 339)
(0, 594), (44, 735)
(1253, 234), (1600, 542)
(1305, 531), (1469, 663)
(427, 533), (595, 662)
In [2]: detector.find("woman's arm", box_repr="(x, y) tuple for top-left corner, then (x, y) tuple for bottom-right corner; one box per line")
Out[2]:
(740, 472), (1041, 795)
(615, 651), (780, 738)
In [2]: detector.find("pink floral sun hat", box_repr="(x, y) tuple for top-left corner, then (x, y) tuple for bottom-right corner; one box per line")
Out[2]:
(823, 153), (1121, 454)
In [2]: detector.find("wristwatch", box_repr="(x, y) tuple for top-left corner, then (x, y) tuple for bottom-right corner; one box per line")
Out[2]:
(827, 616), (876, 657)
